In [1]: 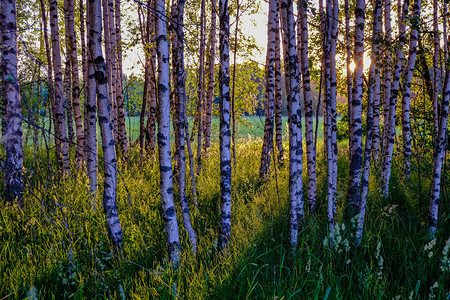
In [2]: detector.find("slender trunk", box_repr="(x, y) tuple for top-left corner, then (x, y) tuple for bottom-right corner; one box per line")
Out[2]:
(172, 0), (197, 252)
(139, 1), (151, 165)
(274, 10), (284, 165)
(88, 0), (123, 248)
(65, 0), (83, 166)
(185, 121), (198, 207)
(371, 0), (382, 163)
(218, 0), (232, 250)
(282, 0), (304, 247)
(1, 0), (23, 203)
(63, 47), (75, 145)
(155, 0), (181, 264)
(145, 1), (157, 155)
(39, 0), (58, 157)
(115, 0), (128, 155)
(230, 0), (239, 171)
(429, 38), (450, 237)
(203, 0), (217, 154)
(432, 0), (440, 136)
(259, 0), (277, 180)
(196, 0), (206, 176)
(85, 0), (98, 198)
(381, 0), (392, 160)
(381, 0), (409, 198)
(401, 0), (421, 180)
(357, 0), (381, 246)
(49, 0), (70, 174)
(107, 0), (117, 140)
(345, 0), (352, 160)
(347, 0), (365, 213)
(298, 0), (317, 213)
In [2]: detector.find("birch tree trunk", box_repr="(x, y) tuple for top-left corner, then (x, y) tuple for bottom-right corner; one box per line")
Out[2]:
(282, 0), (304, 247)
(274, 11), (284, 165)
(345, 0), (353, 161)
(155, 0), (181, 264)
(172, 0), (197, 252)
(39, 0), (58, 157)
(371, 0), (382, 163)
(230, 0), (239, 170)
(114, 0), (128, 155)
(196, 0), (206, 175)
(298, 0), (317, 213)
(381, 0), (392, 160)
(203, 0), (217, 154)
(218, 0), (232, 250)
(429, 45), (450, 237)
(1, 0), (23, 203)
(347, 0), (365, 213)
(357, 0), (381, 245)
(381, 0), (409, 198)
(88, 0), (123, 248)
(432, 0), (440, 134)
(145, 0), (157, 155)
(49, 0), (70, 174)
(401, 0), (422, 180)
(259, 0), (277, 180)
(84, 0), (98, 197)
(107, 0), (117, 140)
(65, 0), (84, 166)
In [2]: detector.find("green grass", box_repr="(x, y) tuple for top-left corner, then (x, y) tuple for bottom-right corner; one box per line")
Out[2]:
(24, 116), (324, 147)
(1, 126), (449, 299)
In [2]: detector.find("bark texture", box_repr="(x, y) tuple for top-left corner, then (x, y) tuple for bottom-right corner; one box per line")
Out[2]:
(218, 0), (232, 250)
(1, 0), (23, 203)
(49, 0), (70, 174)
(155, 0), (181, 264)
(259, 0), (277, 180)
(88, 0), (123, 248)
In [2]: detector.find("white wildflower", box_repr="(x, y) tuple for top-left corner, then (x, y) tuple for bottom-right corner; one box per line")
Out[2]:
(305, 257), (311, 273)
(424, 238), (437, 251)
(429, 251), (434, 258)
(428, 282), (438, 299)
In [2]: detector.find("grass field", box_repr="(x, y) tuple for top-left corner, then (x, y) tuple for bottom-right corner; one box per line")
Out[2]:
(3, 118), (449, 299)
(23, 116), (324, 147)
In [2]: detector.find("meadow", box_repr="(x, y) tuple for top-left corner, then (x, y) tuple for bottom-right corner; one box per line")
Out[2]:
(1, 118), (449, 299)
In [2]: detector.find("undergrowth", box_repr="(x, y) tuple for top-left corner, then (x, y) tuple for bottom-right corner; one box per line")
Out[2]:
(0, 138), (449, 299)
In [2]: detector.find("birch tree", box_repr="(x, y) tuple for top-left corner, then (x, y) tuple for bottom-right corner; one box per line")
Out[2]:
(274, 11), (284, 165)
(1, 0), (23, 203)
(49, 0), (70, 174)
(203, 0), (217, 154)
(259, 0), (277, 180)
(218, 0), (232, 250)
(347, 0), (365, 214)
(64, 0), (84, 166)
(115, 0), (128, 155)
(381, 0), (409, 198)
(298, 0), (317, 213)
(357, 0), (381, 245)
(171, 0), (197, 252)
(85, 0), (98, 196)
(196, 0), (206, 175)
(88, 0), (123, 248)
(401, 0), (422, 180)
(281, 0), (304, 247)
(155, 0), (181, 263)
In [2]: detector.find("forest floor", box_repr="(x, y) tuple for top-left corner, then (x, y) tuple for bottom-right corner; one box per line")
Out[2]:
(1, 121), (449, 299)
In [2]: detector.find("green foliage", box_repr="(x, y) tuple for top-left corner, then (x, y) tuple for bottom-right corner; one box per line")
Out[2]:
(1, 126), (449, 298)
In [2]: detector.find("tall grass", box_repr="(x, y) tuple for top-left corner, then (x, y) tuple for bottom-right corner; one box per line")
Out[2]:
(0, 136), (449, 299)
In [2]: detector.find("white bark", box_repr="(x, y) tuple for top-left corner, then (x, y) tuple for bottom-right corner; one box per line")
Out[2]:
(218, 0), (232, 250)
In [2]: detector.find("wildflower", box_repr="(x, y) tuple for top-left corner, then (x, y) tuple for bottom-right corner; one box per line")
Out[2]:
(441, 236), (450, 272)
(346, 259), (351, 265)
(408, 291), (414, 300)
(305, 257), (311, 273)
(428, 282), (438, 299)
(429, 251), (434, 258)
(424, 238), (437, 251)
